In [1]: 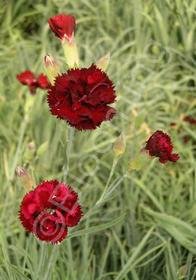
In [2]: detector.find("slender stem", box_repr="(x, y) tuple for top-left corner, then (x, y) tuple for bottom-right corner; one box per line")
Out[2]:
(67, 239), (76, 280)
(63, 126), (75, 183)
(96, 159), (117, 205)
(10, 114), (29, 180)
(80, 172), (126, 224)
(1, 114), (28, 221)
(42, 127), (75, 279)
(63, 127), (75, 278)
(43, 245), (57, 280)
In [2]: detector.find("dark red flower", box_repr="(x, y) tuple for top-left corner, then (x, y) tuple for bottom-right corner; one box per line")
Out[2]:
(48, 14), (75, 41)
(16, 71), (50, 95)
(19, 180), (82, 244)
(184, 136), (190, 143)
(184, 116), (191, 123)
(184, 116), (196, 125)
(144, 130), (180, 163)
(47, 64), (117, 130)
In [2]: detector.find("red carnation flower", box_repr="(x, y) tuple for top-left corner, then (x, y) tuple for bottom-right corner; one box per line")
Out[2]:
(48, 14), (75, 41)
(47, 64), (117, 130)
(184, 136), (189, 143)
(184, 116), (196, 125)
(19, 180), (82, 244)
(144, 130), (180, 163)
(16, 71), (50, 95)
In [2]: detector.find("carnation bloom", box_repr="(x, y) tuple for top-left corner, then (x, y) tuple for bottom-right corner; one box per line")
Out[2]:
(48, 14), (79, 68)
(19, 180), (82, 244)
(144, 130), (180, 163)
(48, 14), (76, 40)
(47, 64), (117, 130)
(16, 71), (50, 95)
(48, 14), (75, 41)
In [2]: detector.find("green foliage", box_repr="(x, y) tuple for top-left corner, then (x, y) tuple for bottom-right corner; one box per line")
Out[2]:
(1, 0), (196, 279)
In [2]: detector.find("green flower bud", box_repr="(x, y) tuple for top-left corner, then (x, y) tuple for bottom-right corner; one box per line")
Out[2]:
(44, 54), (61, 85)
(16, 167), (36, 191)
(129, 149), (150, 171)
(24, 141), (36, 162)
(25, 94), (34, 114)
(37, 141), (48, 155)
(96, 53), (110, 72)
(113, 131), (126, 160)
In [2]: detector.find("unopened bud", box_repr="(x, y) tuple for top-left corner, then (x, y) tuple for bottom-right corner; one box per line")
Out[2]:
(113, 132), (126, 160)
(44, 54), (61, 85)
(129, 149), (150, 171)
(16, 167), (36, 191)
(25, 94), (34, 114)
(24, 141), (36, 161)
(27, 141), (36, 150)
(177, 263), (188, 279)
(62, 34), (79, 68)
(37, 141), (48, 155)
(96, 53), (110, 71)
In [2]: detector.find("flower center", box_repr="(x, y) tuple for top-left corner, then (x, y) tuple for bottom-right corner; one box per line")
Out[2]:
(46, 208), (55, 215)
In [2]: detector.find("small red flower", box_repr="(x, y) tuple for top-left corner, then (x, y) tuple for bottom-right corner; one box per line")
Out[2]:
(48, 14), (75, 41)
(19, 180), (82, 244)
(47, 64), (117, 130)
(184, 136), (189, 143)
(144, 130), (180, 163)
(184, 116), (196, 125)
(16, 71), (50, 95)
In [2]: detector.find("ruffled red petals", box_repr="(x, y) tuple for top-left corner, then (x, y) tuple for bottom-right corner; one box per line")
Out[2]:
(19, 180), (82, 244)
(144, 130), (180, 163)
(16, 71), (50, 95)
(48, 14), (75, 40)
(47, 64), (117, 130)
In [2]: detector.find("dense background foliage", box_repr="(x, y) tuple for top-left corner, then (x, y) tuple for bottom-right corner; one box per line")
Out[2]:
(1, 0), (196, 279)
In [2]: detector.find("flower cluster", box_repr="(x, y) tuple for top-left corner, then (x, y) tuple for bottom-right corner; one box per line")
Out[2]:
(47, 64), (117, 130)
(17, 71), (50, 95)
(19, 180), (82, 244)
(46, 14), (117, 130)
(144, 130), (179, 163)
(17, 13), (180, 245)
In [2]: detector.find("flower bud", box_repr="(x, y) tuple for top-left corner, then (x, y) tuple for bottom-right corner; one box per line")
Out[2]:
(25, 94), (34, 114)
(113, 131), (126, 160)
(177, 264), (188, 279)
(96, 53), (110, 72)
(16, 167), (36, 191)
(129, 149), (150, 171)
(44, 54), (61, 85)
(48, 14), (79, 68)
(37, 141), (48, 155)
(62, 34), (79, 68)
(24, 141), (36, 162)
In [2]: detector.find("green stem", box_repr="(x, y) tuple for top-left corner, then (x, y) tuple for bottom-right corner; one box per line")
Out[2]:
(1, 114), (28, 221)
(63, 127), (76, 279)
(42, 127), (75, 279)
(43, 245), (57, 280)
(10, 114), (28, 180)
(67, 239), (76, 280)
(63, 127), (75, 183)
(96, 159), (117, 205)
